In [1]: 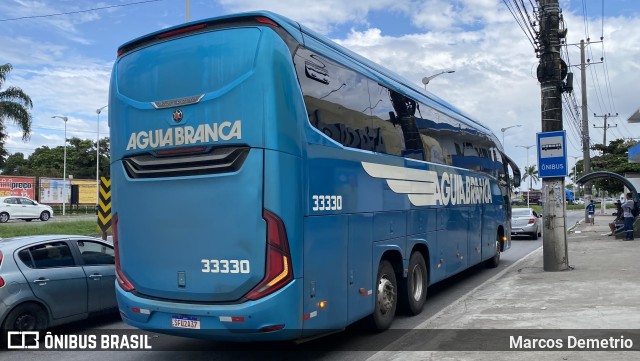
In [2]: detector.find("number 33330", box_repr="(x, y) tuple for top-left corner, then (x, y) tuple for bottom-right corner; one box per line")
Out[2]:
(312, 195), (342, 211)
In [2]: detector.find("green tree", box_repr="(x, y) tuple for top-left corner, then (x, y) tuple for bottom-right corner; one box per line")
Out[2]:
(28, 145), (63, 177)
(4, 137), (111, 179)
(588, 139), (640, 195)
(1, 152), (30, 175)
(0, 63), (33, 167)
(522, 165), (539, 190)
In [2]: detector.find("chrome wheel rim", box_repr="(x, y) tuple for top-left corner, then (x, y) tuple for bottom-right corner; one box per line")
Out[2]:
(377, 276), (395, 315)
(410, 264), (424, 302)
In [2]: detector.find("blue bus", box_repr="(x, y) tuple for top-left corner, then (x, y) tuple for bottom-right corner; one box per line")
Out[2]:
(110, 11), (521, 341)
(565, 188), (574, 203)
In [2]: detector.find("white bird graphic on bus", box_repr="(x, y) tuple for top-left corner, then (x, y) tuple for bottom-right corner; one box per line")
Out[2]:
(361, 162), (493, 207)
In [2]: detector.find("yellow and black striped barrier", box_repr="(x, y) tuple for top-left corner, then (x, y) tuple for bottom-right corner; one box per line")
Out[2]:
(97, 177), (111, 236)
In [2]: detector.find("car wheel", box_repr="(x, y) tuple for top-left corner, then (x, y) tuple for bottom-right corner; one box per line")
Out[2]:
(2, 303), (48, 331)
(531, 231), (539, 240)
(0, 212), (9, 223)
(40, 211), (50, 222)
(484, 240), (501, 268)
(370, 259), (397, 330)
(401, 252), (428, 316)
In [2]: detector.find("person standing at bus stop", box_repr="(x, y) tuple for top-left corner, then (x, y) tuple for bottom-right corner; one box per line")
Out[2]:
(586, 200), (595, 225)
(621, 192), (635, 241)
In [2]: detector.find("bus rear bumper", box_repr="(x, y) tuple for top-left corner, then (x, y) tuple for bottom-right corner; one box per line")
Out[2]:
(116, 280), (303, 341)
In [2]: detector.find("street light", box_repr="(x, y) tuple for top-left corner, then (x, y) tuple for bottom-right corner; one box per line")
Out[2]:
(570, 156), (580, 186)
(422, 69), (455, 89)
(571, 156), (581, 202)
(517, 144), (536, 207)
(51, 115), (68, 216)
(96, 105), (107, 213)
(500, 124), (522, 148)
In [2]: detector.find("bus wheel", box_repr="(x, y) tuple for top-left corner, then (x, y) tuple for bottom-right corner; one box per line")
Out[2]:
(484, 240), (501, 268)
(371, 260), (397, 330)
(402, 252), (427, 315)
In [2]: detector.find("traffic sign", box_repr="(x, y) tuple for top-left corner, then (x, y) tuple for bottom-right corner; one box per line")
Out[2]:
(537, 130), (567, 178)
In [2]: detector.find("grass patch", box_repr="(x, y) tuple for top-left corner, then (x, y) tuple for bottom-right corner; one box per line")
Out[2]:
(0, 220), (102, 238)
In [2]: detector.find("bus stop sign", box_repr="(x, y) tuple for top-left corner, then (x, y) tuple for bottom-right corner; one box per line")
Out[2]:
(537, 130), (567, 178)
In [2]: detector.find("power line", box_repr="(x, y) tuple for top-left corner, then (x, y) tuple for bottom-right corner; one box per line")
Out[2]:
(32, 126), (99, 134)
(0, 0), (162, 22)
(502, 0), (538, 50)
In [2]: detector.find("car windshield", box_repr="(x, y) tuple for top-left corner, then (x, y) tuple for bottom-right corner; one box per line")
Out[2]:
(512, 209), (531, 217)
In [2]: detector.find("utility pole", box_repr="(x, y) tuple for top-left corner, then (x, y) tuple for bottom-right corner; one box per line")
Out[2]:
(593, 112), (618, 214)
(579, 40), (592, 219)
(568, 38), (601, 221)
(537, 0), (569, 271)
(593, 112), (619, 152)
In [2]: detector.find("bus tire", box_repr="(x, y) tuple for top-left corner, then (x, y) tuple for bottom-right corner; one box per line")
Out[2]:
(484, 240), (501, 268)
(371, 259), (397, 331)
(403, 252), (427, 315)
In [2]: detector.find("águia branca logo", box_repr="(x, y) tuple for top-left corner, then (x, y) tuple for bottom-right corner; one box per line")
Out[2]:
(126, 120), (241, 150)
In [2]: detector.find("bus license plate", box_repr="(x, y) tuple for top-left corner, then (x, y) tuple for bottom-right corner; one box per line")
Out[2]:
(171, 315), (201, 329)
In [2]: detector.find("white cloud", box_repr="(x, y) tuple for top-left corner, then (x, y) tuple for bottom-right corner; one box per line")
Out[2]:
(217, 0), (405, 33)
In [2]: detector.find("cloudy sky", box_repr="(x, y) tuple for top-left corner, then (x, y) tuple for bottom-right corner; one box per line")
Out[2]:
(1, 0), (639, 189)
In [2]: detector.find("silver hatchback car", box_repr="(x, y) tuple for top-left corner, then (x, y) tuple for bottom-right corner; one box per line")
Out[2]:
(0, 235), (116, 331)
(511, 208), (543, 240)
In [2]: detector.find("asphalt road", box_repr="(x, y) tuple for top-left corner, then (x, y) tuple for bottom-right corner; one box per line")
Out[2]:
(4, 211), (589, 361)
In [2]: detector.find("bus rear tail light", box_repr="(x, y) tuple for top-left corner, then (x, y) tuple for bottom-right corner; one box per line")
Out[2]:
(0, 251), (4, 288)
(244, 210), (293, 301)
(113, 215), (135, 292)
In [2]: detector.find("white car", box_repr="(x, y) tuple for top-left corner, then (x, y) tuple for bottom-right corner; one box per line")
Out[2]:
(0, 196), (54, 223)
(511, 208), (542, 239)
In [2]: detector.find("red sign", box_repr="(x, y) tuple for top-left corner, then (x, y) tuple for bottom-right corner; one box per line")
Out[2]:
(0, 176), (36, 199)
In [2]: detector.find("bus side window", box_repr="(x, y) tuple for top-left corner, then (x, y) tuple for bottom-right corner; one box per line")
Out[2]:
(294, 48), (374, 152)
(367, 83), (406, 157)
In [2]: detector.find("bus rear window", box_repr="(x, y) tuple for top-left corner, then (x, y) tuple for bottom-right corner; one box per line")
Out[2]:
(116, 28), (261, 103)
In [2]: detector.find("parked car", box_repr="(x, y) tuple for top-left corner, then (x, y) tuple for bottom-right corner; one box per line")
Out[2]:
(511, 208), (542, 240)
(0, 235), (116, 331)
(0, 196), (54, 223)
(574, 199), (585, 205)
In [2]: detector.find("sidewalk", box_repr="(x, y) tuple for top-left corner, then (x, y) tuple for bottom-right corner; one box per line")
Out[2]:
(368, 216), (640, 360)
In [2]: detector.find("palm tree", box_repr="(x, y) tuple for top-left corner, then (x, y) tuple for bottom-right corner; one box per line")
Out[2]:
(522, 165), (539, 190)
(0, 63), (33, 166)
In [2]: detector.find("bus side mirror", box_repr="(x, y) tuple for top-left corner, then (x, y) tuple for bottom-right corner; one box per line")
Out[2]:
(513, 174), (521, 188)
